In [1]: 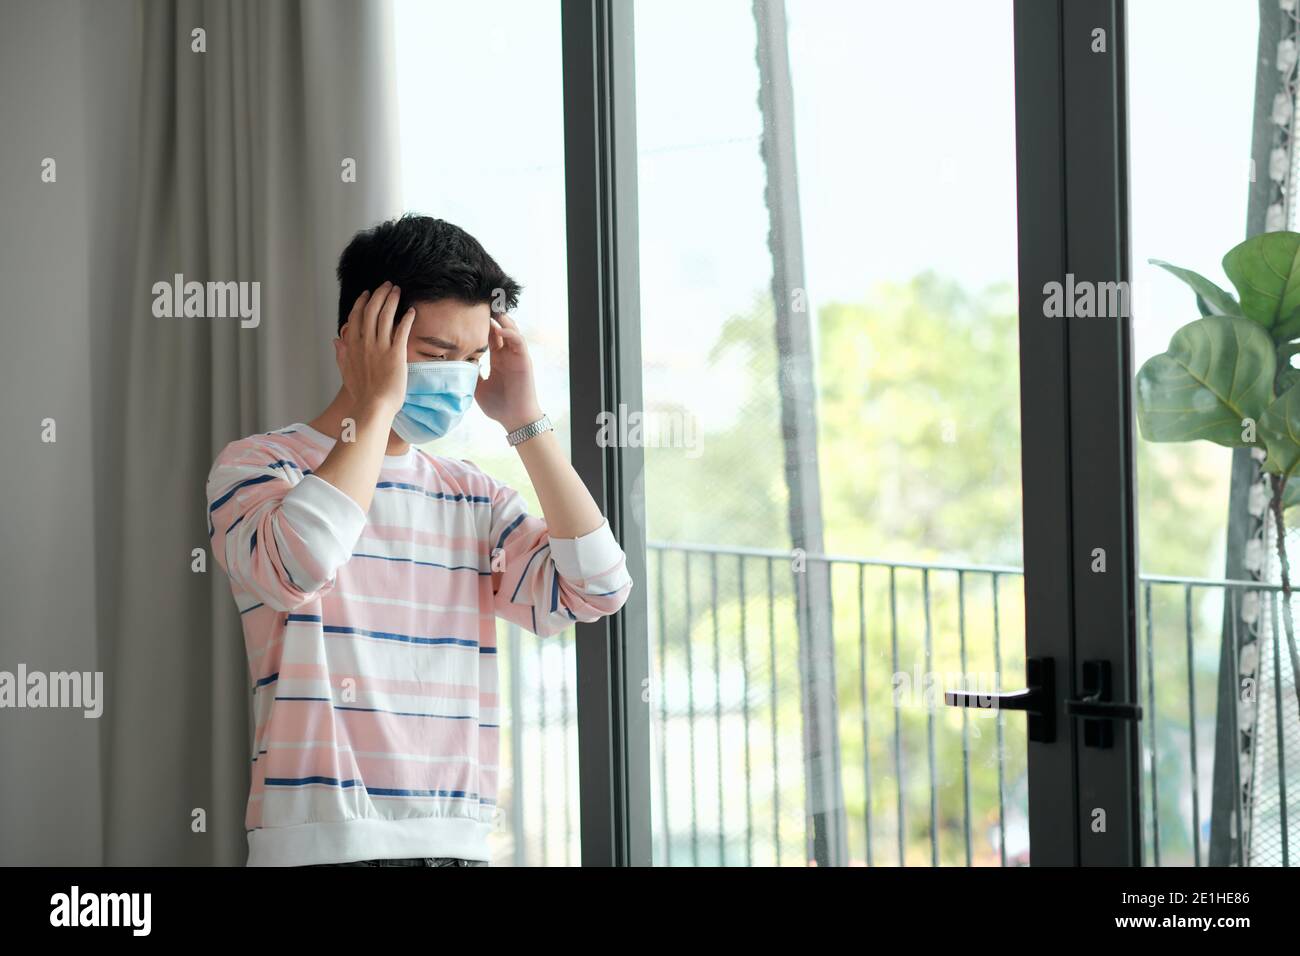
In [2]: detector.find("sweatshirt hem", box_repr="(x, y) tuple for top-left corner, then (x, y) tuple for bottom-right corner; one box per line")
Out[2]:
(246, 816), (494, 866)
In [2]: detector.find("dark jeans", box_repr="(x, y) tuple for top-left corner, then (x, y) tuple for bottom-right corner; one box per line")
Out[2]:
(306, 856), (487, 867)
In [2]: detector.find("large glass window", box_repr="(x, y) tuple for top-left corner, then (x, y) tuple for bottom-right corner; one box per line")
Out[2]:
(634, 0), (1027, 865)
(395, 0), (575, 866)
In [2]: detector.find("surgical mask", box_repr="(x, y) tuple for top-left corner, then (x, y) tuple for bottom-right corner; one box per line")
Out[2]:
(390, 360), (480, 444)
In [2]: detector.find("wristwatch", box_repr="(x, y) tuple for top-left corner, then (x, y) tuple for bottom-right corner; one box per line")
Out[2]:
(506, 414), (553, 447)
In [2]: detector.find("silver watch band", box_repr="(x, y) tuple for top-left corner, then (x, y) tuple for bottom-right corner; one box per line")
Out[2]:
(506, 414), (553, 446)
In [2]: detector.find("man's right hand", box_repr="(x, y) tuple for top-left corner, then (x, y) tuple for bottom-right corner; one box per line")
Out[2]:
(311, 282), (417, 513)
(335, 281), (417, 418)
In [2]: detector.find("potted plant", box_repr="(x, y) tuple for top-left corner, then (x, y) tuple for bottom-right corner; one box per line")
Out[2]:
(1136, 231), (1300, 719)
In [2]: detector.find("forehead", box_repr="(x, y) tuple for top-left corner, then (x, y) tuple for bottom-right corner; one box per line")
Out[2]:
(410, 299), (491, 343)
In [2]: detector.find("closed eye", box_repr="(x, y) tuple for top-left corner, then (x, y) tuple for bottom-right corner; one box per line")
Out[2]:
(418, 353), (483, 363)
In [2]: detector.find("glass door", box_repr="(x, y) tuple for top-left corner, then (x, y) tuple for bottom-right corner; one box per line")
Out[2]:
(560, 0), (1148, 866)
(630, 0), (1037, 866)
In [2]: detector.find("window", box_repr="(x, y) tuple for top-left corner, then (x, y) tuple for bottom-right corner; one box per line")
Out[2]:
(394, 0), (576, 866)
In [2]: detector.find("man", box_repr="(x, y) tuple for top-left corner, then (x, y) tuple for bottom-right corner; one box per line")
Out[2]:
(205, 215), (633, 867)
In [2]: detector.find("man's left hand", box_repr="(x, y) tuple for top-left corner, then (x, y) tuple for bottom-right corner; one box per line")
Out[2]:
(476, 312), (544, 433)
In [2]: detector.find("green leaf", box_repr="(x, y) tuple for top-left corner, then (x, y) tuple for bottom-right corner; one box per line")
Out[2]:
(1148, 259), (1242, 317)
(1135, 315), (1275, 447)
(1278, 365), (1300, 396)
(1221, 232), (1300, 338)
(1261, 384), (1300, 478)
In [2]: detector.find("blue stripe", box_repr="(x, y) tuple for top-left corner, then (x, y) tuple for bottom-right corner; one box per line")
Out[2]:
(321, 623), (479, 649)
(273, 696), (480, 721)
(510, 543), (550, 603)
(208, 473), (276, 516)
(550, 563), (560, 612)
(331, 705), (476, 722)
(374, 481), (491, 505)
(239, 602), (264, 615)
(253, 671), (279, 688)
(249, 529), (258, 554)
(259, 778), (490, 801)
(364, 786), (478, 799)
(263, 776), (364, 789)
(495, 512), (527, 551)
(263, 777), (480, 800)
(262, 459), (305, 473)
(351, 552), (490, 575)
(206, 464), (308, 535)
(285, 615), (478, 648)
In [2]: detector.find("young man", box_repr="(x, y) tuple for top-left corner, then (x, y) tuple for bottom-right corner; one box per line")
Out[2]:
(205, 215), (633, 867)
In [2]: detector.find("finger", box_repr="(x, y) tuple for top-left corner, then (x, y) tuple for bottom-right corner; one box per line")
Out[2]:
(497, 326), (526, 353)
(495, 312), (519, 331)
(343, 292), (369, 340)
(378, 285), (401, 343)
(363, 281), (393, 341)
(377, 286), (401, 343)
(498, 316), (527, 351)
(348, 290), (370, 322)
(393, 306), (417, 350)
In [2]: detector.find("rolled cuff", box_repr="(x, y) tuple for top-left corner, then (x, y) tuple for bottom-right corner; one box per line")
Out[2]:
(548, 518), (626, 582)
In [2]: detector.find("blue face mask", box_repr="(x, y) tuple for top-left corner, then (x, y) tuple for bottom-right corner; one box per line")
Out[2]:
(390, 361), (480, 444)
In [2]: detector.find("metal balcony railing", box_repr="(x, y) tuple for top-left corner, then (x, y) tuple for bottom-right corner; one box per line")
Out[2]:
(494, 544), (1300, 867)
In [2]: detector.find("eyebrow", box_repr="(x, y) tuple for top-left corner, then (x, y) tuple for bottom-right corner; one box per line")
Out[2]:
(415, 335), (489, 354)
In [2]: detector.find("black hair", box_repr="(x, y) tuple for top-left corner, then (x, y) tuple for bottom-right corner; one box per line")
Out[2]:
(336, 214), (521, 333)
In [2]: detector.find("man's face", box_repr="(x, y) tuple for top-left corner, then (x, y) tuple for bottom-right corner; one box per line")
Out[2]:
(406, 298), (493, 367)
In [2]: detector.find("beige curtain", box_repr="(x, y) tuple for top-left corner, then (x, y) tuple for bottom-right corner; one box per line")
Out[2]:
(0, 0), (400, 864)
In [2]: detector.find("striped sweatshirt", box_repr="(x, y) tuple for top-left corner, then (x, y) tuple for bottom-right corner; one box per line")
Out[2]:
(205, 422), (633, 866)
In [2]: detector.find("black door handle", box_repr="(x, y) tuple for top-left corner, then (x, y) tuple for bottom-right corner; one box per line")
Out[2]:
(945, 656), (1055, 743)
(1063, 699), (1142, 720)
(1065, 660), (1142, 748)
